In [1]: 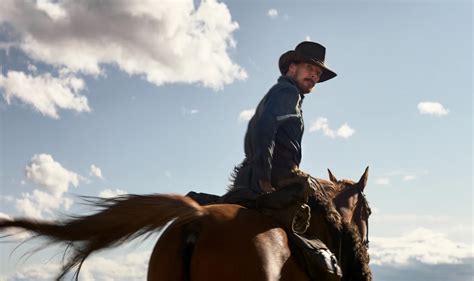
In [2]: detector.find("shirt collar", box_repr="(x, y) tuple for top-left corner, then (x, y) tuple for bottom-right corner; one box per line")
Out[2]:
(278, 75), (305, 99)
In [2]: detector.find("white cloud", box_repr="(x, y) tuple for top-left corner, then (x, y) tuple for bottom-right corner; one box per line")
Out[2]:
(402, 175), (416, 181)
(309, 117), (355, 138)
(336, 123), (355, 138)
(90, 164), (104, 179)
(36, 0), (67, 21)
(305, 35), (311, 41)
(238, 108), (255, 123)
(14, 154), (80, 219)
(2, 251), (149, 281)
(0, 70), (90, 119)
(6, 263), (60, 280)
(15, 191), (44, 219)
(27, 63), (37, 73)
(370, 228), (473, 265)
(0, 213), (12, 221)
(15, 189), (73, 219)
(181, 107), (200, 116)
(80, 252), (148, 280)
(309, 117), (334, 137)
(268, 9), (278, 18)
(1, 0), (246, 91)
(98, 188), (127, 198)
(418, 101), (449, 116)
(375, 177), (390, 185)
(376, 170), (422, 184)
(63, 197), (74, 210)
(25, 154), (80, 196)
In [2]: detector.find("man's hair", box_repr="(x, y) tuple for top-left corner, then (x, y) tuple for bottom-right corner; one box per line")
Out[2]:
(284, 60), (300, 75)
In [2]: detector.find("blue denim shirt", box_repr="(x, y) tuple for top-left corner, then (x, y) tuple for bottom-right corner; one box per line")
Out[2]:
(243, 75), (305, 184)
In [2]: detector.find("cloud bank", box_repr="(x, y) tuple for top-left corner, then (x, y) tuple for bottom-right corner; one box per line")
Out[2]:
(15, 154), (80, 219)
(3, 250), (149, 281)
(370, 227), (473, 281)
(0, 70), (89, 119)
(25, 154), (79, 196)
(0, 0), (246, 118)
(370, 228), (473, 265)
(308, 117), (355, 138)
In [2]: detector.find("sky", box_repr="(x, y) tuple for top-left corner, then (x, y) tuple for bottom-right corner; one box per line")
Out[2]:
(0, 0), (472, 280)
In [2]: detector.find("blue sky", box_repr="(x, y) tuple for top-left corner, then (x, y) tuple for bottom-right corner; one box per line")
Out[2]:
(0, 0), (472, 280)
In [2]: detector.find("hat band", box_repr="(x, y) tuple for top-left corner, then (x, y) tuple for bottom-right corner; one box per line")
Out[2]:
(310, 58), (325, 65)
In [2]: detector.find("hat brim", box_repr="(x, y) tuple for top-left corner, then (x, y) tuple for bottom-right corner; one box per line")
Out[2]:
(278, 51), (337, 83)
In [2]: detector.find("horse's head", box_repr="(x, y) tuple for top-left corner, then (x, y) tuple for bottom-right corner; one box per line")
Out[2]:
(330, 167), (372, 247)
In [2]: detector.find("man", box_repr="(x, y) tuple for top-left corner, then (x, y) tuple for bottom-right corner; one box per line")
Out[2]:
(232, 41), (337, 195)
(226, 41), (342, 280)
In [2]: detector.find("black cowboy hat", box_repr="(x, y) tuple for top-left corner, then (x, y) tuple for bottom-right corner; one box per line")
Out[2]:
(278, 41), (337, 83)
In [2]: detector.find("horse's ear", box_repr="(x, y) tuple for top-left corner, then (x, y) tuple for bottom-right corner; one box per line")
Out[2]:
(328, 169), (338, 182)
(357, 166), (369, 191)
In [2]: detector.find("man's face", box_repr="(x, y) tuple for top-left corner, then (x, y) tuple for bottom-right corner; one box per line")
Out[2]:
(287, 62), (323, 94)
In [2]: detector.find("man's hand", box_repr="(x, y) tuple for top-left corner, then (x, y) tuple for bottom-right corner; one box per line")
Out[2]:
(259, 179), (276, 193)
(291, 165), (308, 178)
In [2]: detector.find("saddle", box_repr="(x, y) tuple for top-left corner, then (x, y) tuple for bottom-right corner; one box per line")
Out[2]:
(186, 178), (342, 281)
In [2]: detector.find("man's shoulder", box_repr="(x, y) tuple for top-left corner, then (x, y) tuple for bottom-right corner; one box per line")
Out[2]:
(268, 77), (299, 97)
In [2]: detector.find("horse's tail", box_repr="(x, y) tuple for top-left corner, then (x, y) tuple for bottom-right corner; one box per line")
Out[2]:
(0, 193), (207, 280)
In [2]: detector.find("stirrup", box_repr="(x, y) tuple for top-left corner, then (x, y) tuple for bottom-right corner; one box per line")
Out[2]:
(292, 203), (311, 234)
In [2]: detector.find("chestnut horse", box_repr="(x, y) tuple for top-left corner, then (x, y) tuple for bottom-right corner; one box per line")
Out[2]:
(0, 168), (371, 281)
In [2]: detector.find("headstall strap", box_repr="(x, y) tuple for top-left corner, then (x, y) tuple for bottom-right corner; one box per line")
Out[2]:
(360, 191), (370, 248)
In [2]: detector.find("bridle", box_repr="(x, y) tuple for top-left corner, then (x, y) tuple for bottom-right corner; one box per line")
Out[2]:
(355, 190), (371, 248)
(311, 176), (371, 247)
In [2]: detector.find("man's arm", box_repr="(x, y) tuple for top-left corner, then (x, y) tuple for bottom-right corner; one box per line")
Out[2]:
(258, 179), (275, 193)
(253, 87), (301, 192)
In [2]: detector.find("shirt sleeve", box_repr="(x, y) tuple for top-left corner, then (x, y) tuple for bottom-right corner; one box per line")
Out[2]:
(253, 86), (301, 181)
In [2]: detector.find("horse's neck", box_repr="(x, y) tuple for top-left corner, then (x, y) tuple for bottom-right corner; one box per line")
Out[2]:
(312, 177), (341, 199)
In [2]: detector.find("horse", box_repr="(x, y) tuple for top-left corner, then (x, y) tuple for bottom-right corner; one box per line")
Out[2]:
(0, 168), (372, 281)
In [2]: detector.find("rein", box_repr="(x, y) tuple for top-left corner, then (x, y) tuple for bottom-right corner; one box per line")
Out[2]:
(358, 191), (371, 248)
(340, 186), (371, 249)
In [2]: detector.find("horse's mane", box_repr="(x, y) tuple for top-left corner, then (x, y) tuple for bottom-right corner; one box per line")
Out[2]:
(227, 162), (245, 191)
(308, 177), (342, 228)
(340, 221), (372, 281)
